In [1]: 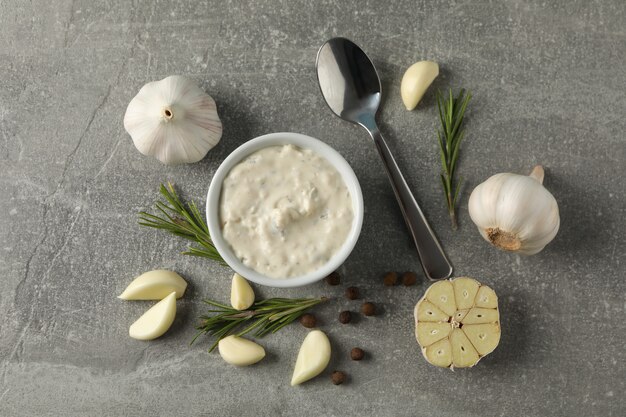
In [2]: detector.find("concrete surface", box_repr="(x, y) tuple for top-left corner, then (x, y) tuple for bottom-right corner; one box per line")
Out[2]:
(1, 0), (624, 416)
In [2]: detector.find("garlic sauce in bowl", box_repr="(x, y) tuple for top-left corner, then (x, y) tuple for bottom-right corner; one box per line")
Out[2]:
(220, 144), (353, 278)
(207, 132), (363, 288)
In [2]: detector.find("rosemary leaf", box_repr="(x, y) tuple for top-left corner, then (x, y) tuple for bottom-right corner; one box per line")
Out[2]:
(138, 182), (225, 264)
(194, 297), (327, 351)
(436, 88), (472, 230)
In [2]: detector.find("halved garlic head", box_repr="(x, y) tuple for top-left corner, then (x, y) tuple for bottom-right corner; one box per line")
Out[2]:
(218, 336), (266, 366)
(414, 277), (500, 369)
(291, 330), (331, 386)
(118, 270), (187, 300)
(129, 292), (177, 340)
(400, 61), (439, 110)
(230, 273), (255, 310)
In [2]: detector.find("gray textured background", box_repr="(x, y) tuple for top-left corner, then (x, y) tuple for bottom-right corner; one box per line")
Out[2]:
(1, 0), (624, 416)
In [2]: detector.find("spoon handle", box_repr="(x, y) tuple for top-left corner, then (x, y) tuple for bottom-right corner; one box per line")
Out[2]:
(367, 125), (453, 280)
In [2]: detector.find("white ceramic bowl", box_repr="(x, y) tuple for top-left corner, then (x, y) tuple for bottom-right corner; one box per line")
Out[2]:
(206, 132), (364, 288)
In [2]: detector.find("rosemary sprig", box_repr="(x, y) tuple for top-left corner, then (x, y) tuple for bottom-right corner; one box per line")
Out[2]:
(436, 88), (472, 230)
(193, 297), (327, 351)
(138, 182), (225, 264)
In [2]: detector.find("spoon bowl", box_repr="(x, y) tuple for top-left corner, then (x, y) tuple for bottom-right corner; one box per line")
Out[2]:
(316, 38), (453, 280)
(316, 37), (381, 123)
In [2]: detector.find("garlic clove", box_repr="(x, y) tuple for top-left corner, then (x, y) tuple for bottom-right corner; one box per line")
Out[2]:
(425, 280), (457, 316)
(291, 330), (331, 386)
(218, 335), (266, 366)
(129, 292), (176, 340)
(461, 307), (500, 324)
(475, 286), (498, 309)
(452, 277), (480, 310)
(463, 323), (501, 356)
(423, 338), (452, 368)
(414, 299), (450, 322)
(124, 75), (222, 165)
(118, 270), (187, 300)
(230, 273), (255, 311)
(400, 61), (439, 110)
(416, 322), (452, 347)
(450, 328), (480, 368)
(453, 309), (469, 322)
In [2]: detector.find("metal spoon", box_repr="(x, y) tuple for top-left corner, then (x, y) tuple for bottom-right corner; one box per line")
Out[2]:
(316, 37), (452, 280)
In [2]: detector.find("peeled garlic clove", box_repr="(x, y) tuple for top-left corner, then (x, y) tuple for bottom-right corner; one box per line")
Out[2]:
(424, 280), (457, 316)
(218, 335), (266, 366)
(123, 75), (223, 165)
(450, 328), (480, 368)
(475, 286), (498, 309)
(414, 277), (501, 369)
(468, 165), (560, 255)
(416, 322), (452, 347)
(291, 330), (331, 386)
(463, 323), (501, 356)
(400, 61), (439, 110)
(461, 307), (500, 324)
(230, 273), (255, 310)
(414, 299), (450, 322)
(423, 338), (452, 368)
(129, 292), (176, 340)
(453, 309), (469, 322)
(452, 277), (480, 310)
(118, 270), (187, 300)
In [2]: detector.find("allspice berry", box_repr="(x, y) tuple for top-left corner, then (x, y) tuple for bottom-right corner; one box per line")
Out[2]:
(338, 311), (352, 324)
(331, 371), (346, 385)
(350, 347), (365, 361)
(402, 271), (417, 286)
(383, 271), (398, 286)
(345, 286), (359, 300)
(325, 271), (341, 286)
(361, 302), (376, 316)
(299, 313), (317, 328)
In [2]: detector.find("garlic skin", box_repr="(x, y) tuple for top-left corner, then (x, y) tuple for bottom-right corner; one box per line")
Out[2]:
(468, 166), (560, 255)
(123, 75), (222, 165)
(400, 61), (439, 110)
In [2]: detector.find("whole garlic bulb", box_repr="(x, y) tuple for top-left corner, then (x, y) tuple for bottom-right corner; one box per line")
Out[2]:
(124, 75), (222, 165)
(468, 166), (560, 255)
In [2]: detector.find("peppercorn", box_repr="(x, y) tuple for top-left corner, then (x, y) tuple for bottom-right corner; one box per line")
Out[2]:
(331, 371), (346, 385)
(383, 271), (398, 286)
(402, 271), (417, 286)
(338, 311), (352, 324)
(350, 347), (365, 361)
(325, 271), (341, 286)
(345, 286), (359, 300)
(299, 313), (317, 328)
(361, 302), (376, 316)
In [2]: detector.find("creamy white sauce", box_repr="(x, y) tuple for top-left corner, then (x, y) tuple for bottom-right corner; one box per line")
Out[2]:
(220, 145), (354, 279)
